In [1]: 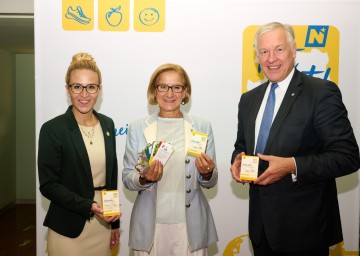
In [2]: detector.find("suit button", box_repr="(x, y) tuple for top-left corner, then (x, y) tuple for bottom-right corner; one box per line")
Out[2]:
(185, 159), (190, 164)
(186, 189), (191, 193)
(186, 203), (191, 208)
(186, 174), (191, 179)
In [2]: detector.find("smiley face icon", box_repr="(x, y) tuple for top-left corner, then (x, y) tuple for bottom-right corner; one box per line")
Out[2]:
(139, 8), (160, 26)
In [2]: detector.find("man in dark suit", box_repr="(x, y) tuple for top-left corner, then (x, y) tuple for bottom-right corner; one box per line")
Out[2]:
(230, 22), (360, 256)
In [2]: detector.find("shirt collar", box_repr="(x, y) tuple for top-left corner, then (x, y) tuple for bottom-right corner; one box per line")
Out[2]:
(272, 68), (295, 92)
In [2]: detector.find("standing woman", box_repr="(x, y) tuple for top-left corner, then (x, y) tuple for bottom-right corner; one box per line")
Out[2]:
(123, 63), (218, 256)
(38, 52), (120, 255)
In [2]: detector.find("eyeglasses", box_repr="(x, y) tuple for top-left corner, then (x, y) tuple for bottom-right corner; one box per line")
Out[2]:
(156, 84), (185, 93)
(68, 83), (100, 94)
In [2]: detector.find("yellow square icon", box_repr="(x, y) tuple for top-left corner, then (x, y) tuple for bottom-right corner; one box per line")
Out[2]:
(62, 0), (94, 31)
(98, 0), (130, 31)
(134, 0), (165, 32)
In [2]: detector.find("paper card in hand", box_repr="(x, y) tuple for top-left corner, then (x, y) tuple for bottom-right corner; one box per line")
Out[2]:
(150, 141), (174, 165)
(135, 144), (151, 175)
(149, 141), (162, 164)
(145, 143), (153, 160)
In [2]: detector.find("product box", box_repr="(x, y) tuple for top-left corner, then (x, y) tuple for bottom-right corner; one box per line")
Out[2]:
(101, 190), (121, 217)
(240, 155), (259, 181)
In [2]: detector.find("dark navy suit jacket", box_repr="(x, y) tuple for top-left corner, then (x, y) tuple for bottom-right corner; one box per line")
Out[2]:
(232, 69), (360, 252)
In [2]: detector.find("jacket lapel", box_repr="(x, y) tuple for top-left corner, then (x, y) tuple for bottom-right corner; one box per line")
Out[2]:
(144, 113), (158, 143)
(95, 111), (114, 187)
(265, 70), (303, 153)
(65, 107), (94, 186)
(249, 83), (268, 154)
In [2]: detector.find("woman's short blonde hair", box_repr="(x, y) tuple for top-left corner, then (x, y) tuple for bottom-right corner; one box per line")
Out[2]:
(65, 52), (102, 85)
(147, 63), (192, 105)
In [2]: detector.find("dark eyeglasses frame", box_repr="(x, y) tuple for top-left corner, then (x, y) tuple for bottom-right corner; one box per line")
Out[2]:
(156, 84), (185, 93)
(68, 83), (100, 94)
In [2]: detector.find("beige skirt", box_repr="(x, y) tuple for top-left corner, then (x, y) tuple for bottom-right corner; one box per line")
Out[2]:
(47, 191), (111, 256)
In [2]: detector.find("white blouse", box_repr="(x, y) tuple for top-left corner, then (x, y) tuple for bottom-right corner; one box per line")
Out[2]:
(155, 117), (186, 224)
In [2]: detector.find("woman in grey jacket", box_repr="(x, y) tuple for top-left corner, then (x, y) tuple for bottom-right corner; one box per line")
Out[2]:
(122, 63), (218, 255)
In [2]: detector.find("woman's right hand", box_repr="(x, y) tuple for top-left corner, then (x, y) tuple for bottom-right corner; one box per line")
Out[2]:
(141, 160), (164, 183)
(91, 202), (121, 223)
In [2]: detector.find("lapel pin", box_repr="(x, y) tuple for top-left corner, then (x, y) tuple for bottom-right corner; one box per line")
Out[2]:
(106, 131), (110, 136)
(291, 93), (295, 96)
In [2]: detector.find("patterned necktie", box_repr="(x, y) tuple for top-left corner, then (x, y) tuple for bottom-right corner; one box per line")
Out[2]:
(255, 83), (278, 155)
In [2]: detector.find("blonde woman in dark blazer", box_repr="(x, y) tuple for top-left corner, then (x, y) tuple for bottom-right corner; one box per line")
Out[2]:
(38, 52), (120, 255)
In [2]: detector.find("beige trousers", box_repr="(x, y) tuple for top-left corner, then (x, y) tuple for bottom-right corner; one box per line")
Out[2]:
(133, 223), (207, 256)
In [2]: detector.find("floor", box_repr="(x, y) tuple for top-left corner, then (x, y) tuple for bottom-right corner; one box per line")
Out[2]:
(0, 204), (36, 256)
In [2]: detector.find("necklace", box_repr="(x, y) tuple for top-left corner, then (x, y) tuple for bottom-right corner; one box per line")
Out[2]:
(80, 125), (95, 145)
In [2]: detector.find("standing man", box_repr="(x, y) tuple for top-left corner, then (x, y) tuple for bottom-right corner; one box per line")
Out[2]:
(231, 22), (360, 256)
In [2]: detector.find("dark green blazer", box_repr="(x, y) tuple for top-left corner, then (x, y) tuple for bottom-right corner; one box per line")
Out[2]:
(38, 106), (119, 238)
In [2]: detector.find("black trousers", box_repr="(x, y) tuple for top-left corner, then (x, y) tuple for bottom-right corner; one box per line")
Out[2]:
(252, 230), (329, 256)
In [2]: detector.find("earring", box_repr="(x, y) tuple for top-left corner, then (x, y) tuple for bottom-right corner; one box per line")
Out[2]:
(181, 100), (185, 105)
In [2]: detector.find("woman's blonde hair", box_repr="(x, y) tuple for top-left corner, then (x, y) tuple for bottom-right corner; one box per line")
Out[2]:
(65, 52), (102, 85)
(147, 63), (192, 105)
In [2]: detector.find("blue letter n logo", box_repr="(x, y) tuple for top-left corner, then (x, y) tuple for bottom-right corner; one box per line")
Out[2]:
(305, 25), (329, 47)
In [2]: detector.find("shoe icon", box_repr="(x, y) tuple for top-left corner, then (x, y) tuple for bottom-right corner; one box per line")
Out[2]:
(65, 6), (91, 25)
